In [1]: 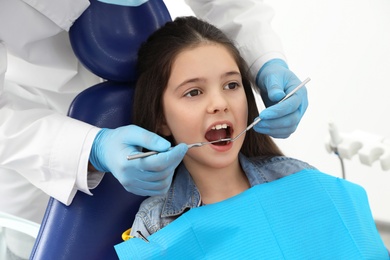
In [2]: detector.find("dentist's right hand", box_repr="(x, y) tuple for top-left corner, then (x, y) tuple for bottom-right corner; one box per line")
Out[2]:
(89, 125), (188, 196)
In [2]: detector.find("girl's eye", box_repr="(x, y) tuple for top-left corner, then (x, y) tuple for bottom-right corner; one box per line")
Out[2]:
(184, 89), (202, 97)
(224, 82), (240, 90)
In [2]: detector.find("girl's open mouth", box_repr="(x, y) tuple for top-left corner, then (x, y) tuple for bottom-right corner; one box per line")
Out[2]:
(205, 123), (232, 146)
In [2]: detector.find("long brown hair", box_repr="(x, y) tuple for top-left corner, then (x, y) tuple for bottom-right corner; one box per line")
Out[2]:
(133, 16), (282, 157)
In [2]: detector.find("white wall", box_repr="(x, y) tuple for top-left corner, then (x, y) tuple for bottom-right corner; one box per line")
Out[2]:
(163, 0), (390, 222)
(267, 0), (390, 223)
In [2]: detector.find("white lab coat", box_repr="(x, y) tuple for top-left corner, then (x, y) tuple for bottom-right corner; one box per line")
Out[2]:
(0, 0), (286, 224)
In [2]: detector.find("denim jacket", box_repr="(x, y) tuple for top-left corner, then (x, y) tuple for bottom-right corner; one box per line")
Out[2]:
(130, 154), (316, 238)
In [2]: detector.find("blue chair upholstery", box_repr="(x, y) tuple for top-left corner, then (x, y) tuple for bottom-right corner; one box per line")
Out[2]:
(30, 82), (145, 260)
(69, 0), (172, 82)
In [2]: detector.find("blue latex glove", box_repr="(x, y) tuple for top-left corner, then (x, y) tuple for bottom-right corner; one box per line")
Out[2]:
(254, 59), (308, 138)
(90, 125), (188, 196)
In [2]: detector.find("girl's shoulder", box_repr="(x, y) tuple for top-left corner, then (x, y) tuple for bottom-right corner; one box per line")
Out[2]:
(244, 156), (317, 182)
(136, 195), (167, 218)
(248, 156), (316, 170)
(135, 194), (180, 234)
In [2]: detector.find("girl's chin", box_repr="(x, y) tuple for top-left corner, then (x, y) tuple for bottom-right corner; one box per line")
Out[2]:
(186, 149), (240, 168)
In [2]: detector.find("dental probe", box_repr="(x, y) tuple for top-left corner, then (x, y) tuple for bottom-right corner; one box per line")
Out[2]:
(126, 139), (230, 160)
(127, 77), (310, 160)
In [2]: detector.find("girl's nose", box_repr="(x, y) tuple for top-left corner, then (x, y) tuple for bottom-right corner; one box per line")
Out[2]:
(206, 92), (229, 114)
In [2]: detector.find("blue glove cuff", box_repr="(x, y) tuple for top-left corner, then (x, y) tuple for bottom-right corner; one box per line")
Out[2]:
(90, 128), (109, 172)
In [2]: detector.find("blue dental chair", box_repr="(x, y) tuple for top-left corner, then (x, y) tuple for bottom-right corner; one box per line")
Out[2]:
(30, 82), (144, 260)
(29, 1), (171, 259)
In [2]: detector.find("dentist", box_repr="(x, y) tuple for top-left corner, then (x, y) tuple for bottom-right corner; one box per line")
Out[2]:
(0, 0), (308, 227)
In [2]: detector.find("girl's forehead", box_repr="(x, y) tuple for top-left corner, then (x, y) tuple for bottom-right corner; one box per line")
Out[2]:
(172, 43), (238, 69)
(178, 42), (228, 56)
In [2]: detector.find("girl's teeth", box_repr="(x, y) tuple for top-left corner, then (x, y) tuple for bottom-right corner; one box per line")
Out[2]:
(212, 123), (228, 130)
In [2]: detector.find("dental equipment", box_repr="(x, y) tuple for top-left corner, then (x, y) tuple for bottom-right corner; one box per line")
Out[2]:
(126, 139), (230, 160)
(127, 77), (310, 160)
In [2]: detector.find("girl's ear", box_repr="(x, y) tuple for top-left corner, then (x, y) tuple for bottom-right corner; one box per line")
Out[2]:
(158, 118), (172, 136)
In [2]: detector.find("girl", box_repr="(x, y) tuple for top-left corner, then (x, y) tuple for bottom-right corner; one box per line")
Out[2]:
(129, 16), (315, 238)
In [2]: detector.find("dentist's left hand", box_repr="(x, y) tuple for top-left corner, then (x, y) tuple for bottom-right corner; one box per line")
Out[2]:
(89, 125), (188, 196)
(254, 59), (308, 138)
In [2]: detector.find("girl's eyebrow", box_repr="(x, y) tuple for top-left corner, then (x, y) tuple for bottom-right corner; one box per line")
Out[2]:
(222, 70), (241, 79)
(175, 71), (241, 91)
(174, 77), (205, 93)
(177, 78), (204, 89)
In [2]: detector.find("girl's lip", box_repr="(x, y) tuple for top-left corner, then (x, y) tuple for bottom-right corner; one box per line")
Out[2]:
(204, 121), (234, 141)
(206, 120), (233, 132)
(209, 140), (233, 152)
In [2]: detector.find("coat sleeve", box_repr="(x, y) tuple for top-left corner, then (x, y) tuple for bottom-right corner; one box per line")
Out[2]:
(0, 99), (103, 205)
(0, 0), (104, 205)
(185, 0), (287, 78)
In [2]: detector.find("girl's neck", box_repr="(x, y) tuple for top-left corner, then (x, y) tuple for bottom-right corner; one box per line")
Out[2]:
(186, 159), (250, 205)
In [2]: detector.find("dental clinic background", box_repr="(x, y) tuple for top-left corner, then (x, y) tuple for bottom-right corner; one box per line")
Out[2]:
(165, 0), (390, 222)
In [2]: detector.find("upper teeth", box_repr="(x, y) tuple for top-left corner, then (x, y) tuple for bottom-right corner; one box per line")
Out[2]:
(212, 123), (228, 130)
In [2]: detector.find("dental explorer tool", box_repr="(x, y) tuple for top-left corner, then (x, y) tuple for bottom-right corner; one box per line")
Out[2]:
(127, 77), (310, 160)
(126, 139), (233, 160)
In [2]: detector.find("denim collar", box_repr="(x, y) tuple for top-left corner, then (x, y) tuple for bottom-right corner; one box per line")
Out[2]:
(161, 153), (268, 218)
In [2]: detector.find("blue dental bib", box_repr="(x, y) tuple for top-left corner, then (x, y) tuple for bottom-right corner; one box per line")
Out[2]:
(115, 170), (388, 259)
